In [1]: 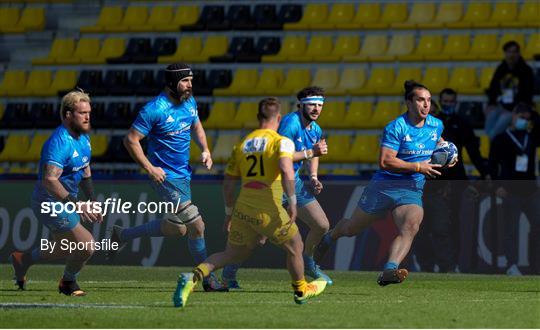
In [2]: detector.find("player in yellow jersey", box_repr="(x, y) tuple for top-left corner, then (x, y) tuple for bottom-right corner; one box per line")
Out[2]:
(172, 97), (327, 307)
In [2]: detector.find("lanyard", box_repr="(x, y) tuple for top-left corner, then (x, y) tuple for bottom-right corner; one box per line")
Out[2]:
(505, 129), (528, 152)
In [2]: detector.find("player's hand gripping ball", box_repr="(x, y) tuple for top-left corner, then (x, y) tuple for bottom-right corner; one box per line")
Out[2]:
(430, 141), (458, 168)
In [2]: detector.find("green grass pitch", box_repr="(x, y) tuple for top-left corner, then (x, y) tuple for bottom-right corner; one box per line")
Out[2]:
(1, 264), (539, 328)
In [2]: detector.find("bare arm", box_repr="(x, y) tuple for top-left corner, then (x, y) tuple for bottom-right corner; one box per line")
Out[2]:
(279, 156), (297, 223)
(42, 164), (71, 201)
(291, 139), (328, 162)
(191, 120), (213, 169)
(379, 147), (441, 178)
(124, 128), (165, 183)
(222, 174), (240, 209)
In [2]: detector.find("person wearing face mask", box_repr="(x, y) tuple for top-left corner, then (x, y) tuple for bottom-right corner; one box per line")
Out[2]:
(484, 41), (535, 140)
(488, 103), (540, 275)
(415, 88), (489, 273)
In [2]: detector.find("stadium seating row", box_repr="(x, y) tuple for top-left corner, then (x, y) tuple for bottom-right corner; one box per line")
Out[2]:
(0, 99), (486, 130)
(80, 4), (301, 33)
(285, 2), (540, 30)
(81, 2), (540, 34)
(0, 7), (46, 33)
(31, 32), (540, 66)
(4, 65), (540, 98)
(0, 130), (491, 166)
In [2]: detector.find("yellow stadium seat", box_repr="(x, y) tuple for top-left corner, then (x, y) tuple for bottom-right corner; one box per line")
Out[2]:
(448, 67), (480, 94)
(91, 135), (109, 158)
(0, 8), (20, 33)
(447, 2), (491, 28)
(319, 134), (351, 163)
(311, 68), (339, 95)
(328, 68), (366, 96)
(454, 34), (497, 61)
(343, 35), (387, 62)
(0, 135), (31, 162)
(523, 34), (540, 61)
(213, 133), (241, 163)
(246, 68), (284, 96)
(0, 70), (27, 97)
(85, 38), (125, 64)
(42, 70), (77, 96)
(32, 38), (75, 65)
(517, 1), (540, 28)
(364, 3), (408, 29)
(81, 6), (124, 33)
(336, 3), (381, 29)
(6, 7), (46, 33)
(189, 136), (214, 163)
(479, 135), (489, 159)
(26, 70), (52, 97)
(117, 6), (150, 32)
(485, 33), (525, 61)
(477, 2), (517, 28)
(176, 5), (201, 30)
(384, 67), (422, 95)
(349, 135), (380, 163)
(478, 67), (495, 94)
(358, 67), (395, 95)
(234, 102), (259, 129)
(372, 101), (401, 128)
(143, 6), (173, 31)
(332, 168), (358, 176)
(271, 69), (311, 96)
(371, 34), (415, 62)
(422, 67), (449, 94)
(322, 135), (351, 163)
(281, 102), (294, 114)
(420, 2), (463, 28)
(392, 3), (436, 29)
(262, 35), (307, 63)
(316, 3), (355, 29)
(284, 4), (329, 30)
(317, 101), (346, 128)
(203, 102), (237, 129)
(345, 102), (374, 128)
(63, 38), (100, 64)
(189, 36), (227, 63)
(318, 35), (360, 62)
(159, 36), (202, 63)
(294, 36), (333, 62)
(18, 134), (50, 162)
(213, 69), (258, 96)
(433, 34), (470, 61)
(401, 35), (443, 61)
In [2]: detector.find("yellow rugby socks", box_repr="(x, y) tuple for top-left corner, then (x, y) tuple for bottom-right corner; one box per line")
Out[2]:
(292, 278), (308, 296)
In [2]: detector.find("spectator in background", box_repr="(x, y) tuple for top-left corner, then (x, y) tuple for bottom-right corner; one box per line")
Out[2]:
(416, 88), (488, 273)
(485, 41), (535, 140)
(488, 103), (540, 275)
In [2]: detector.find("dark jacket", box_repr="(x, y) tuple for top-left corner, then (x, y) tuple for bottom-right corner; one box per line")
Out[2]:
(489, 128), (538, 196)
(487, 57), (534, 110)
(435, 111), (488, 180)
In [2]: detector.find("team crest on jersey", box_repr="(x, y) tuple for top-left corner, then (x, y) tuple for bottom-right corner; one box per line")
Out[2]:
(430, 131), (438, 141)
(243, 137), (267, 153)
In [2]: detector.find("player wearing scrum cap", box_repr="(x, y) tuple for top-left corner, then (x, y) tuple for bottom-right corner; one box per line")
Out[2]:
(221, 86), (333, 288)
(109, 63), (227, 292)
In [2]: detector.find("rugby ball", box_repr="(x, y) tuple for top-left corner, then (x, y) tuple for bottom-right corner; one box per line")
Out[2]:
(430, 141), (458, 168)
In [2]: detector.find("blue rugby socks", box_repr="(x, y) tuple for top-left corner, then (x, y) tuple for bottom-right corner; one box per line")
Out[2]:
(120, 219), (163, 241)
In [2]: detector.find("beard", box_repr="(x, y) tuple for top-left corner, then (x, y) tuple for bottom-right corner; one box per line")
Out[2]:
(301, 107), (318, 122)
(70, 121), (91, 135)
(179, 88), (193, 102)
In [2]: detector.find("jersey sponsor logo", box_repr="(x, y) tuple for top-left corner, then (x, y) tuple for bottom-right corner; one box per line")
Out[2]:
(400, 149), (433, 156)
(82, 156), (88, 163)
(166, 115), (175, 123)
(416, 143), (425, 149)
(280, 138), (295, 153)
(72, 162), (90, 172)
(166, 122), (191, 136)
(403, 134), (412, 142)
(72, 150), (79, 158)
(243, 137), (267, 153)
